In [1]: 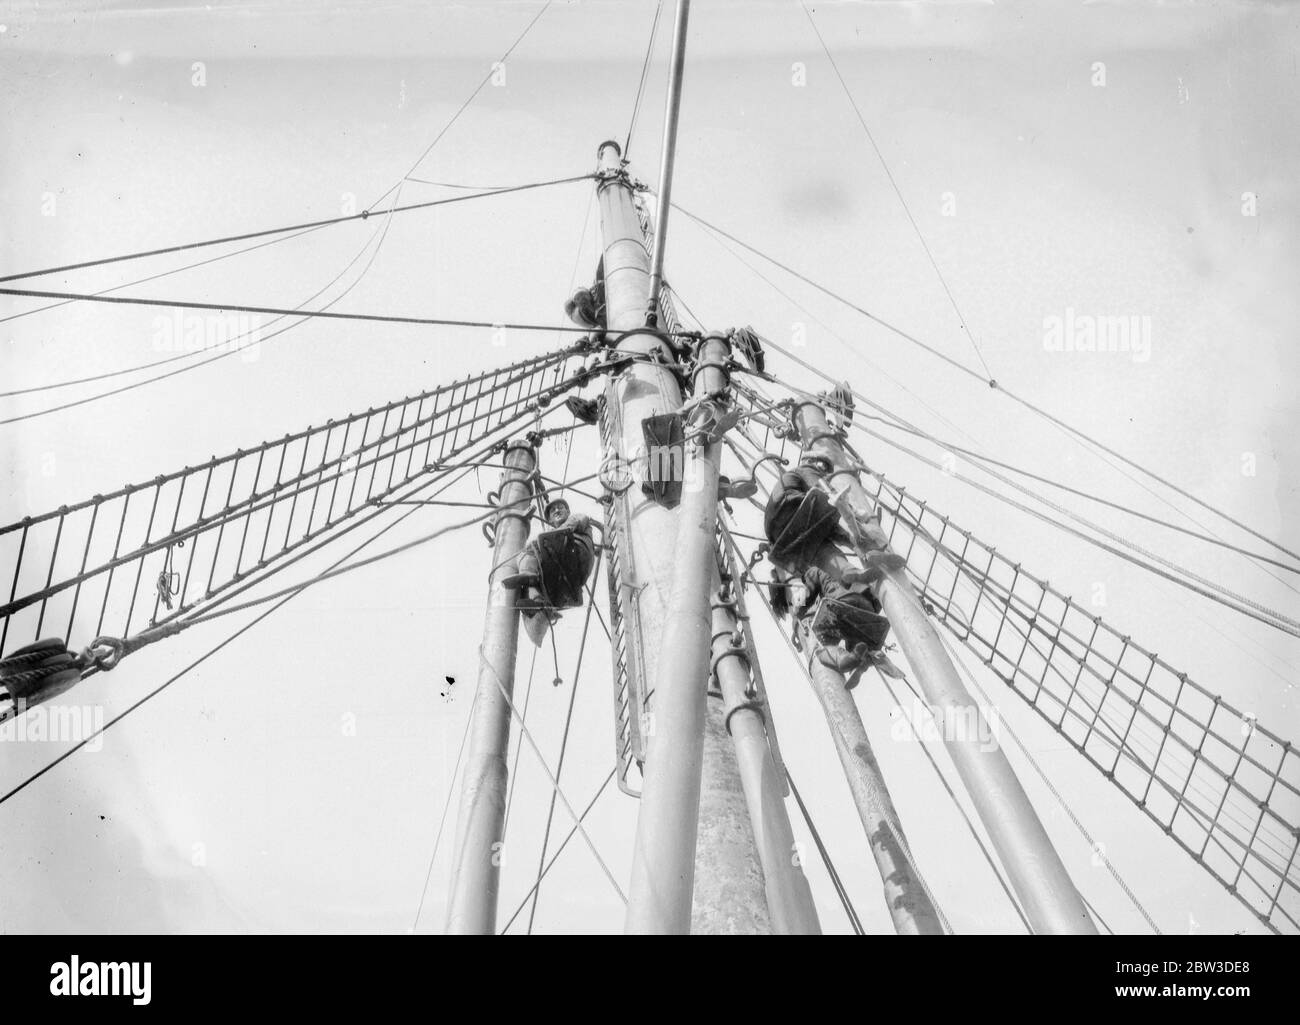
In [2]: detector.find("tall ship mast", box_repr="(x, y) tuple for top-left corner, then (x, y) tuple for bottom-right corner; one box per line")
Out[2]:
(1, 0), (1296, 937)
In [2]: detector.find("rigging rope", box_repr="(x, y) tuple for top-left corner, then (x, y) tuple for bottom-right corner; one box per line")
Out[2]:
(852, 411), (1300, 577)
(848, 426), (1300, 638)
(478, 648), (628, 906)
(933, 627), (1164, 934)
(674, 202), (1300, 566)
(724, 379), (1299, 932)
(502, 644), (541, 841)
(799, 0), (994, 381)
(624, 0), (666, 159)
(876, 671), (1035, 933)
(0, 285), (607, 336)
(0, 174), (593, 287)
(0, 450), (491, 805)
(393, 0), (556, 191)
(1, 203), (400, 425)
(0, 224), (326, 335)
(785, 767), (866, 935)
(498, 770), (616, 934)
(525, 547), (602, 933)
(411, 697), (477, 933)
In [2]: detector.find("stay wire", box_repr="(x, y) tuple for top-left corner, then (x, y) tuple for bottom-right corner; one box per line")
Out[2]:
(2, 188), (401, 425)
(0, 457), (475, 809)
(799, 0), (994, 381)
(0, 401), (554, 809)
(477, 649), (628, 905)
(411, 699), (476, 933)
(0, 174), (591, 287)
(0, 285), (604, 337)
(624, 0), (665, 159)
(525, 546), (602, 933)
(785, 767), (866, 935)
(393, 0), (556, 191)
(934, 627), (1165, 935)
(672, 201), (1300, 566)
(498, 770), (616, 934)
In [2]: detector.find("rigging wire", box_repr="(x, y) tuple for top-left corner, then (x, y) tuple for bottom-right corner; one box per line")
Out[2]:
(732, 368), (1300, 687)
(624, 0), (666, 159)
(0, 223), (328, 336)
(411, 697), (476, 933)
(875, 671), (1034, 933)
(934, 615), (1161, 934)
(525, 549), (602, 933)
(0, 285), (603, 336)
(844, 425), (1300, 637)
(673, 202), (1300, 567)
(785, 767), (866, 935)
(501, 644), (541, 840)
(0, 205), (399, 426)
(478, 650), (628, 906)
(0, 455), (481, 809)
(853, 411), (1300, 577)
(798, 0), (994, 381)
(0, 174), (592, 288)
(499, 770), (617, 934)
(0, 404), (550, 805)
(391, 0), (556, 193)
(731, 370), (1300, 639)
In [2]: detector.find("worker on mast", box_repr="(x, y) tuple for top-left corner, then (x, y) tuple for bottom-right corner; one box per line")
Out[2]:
(763, 454), (854, 569)
(501, 497), (601, 644)
(769, 564), (898, 689)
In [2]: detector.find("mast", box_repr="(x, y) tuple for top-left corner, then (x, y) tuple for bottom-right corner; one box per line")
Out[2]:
(444, 440), (536, 934)
(794, 400), (1097, 935)
(797, 619), (942, 934)
(644, 0), (690, 323)
(709, 565), (822, 934)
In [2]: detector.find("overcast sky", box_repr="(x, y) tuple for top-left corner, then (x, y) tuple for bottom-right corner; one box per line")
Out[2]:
(0, 0), (1297, 935)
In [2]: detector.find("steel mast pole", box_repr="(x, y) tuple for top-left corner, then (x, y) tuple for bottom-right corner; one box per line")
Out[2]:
(793, 400), (1096, 934)
(444, 440), (536, 934)
(645, 0), (691, 323)
(796, 619), (943, 934)
(709, 568), (822, 934)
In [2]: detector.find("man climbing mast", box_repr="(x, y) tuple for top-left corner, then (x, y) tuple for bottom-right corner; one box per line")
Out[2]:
(501, 496), (602, 644)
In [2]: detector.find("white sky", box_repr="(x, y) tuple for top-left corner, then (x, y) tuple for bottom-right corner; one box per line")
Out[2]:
(0, 0), (1297, 935)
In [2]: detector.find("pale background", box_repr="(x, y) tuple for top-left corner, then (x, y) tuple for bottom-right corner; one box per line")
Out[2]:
(0, 0), (1296, 934)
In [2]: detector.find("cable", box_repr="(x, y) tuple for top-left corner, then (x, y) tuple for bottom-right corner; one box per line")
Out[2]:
(856, 412), (1300, 576)
(673, 202), (1300, 566)
(934, 627), (1165, 934)
(799, 0), (993, 381)
(0, 223), (327, 335)
(785, 767), (866, 935)
(0, 285), (600, 336)
(624, 0), (665, 159)
(501, 645), (541, 840)
(478, 647), (628, 905)
(0, 412), (542, 808)
(498, 770), (616, 934)
(1, 209), (398, 426)
(525, 550), (601, 933)
(0, 174), (591, 287)
(877, 672), (1034, 933)
(853, 425), (1300, 637)
(393, 0), (556, 190)
(411, 698), (476, 933)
